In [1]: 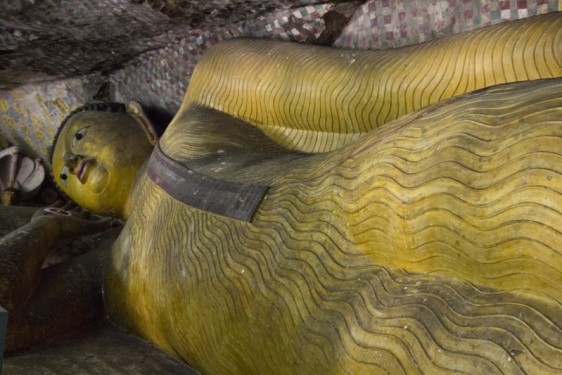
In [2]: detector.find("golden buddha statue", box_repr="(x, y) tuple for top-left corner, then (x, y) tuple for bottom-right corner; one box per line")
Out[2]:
(1, 13), (561, 374)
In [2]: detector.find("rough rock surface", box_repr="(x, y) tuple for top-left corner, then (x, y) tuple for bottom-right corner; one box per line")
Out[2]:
(0, 0), (329, 88)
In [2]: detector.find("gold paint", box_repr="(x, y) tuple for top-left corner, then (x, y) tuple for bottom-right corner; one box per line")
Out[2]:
(12, 103), (27, 118)
(1, 116), (16, 128)
(44, 13), (562, 374)
(53, 98), (70, 114)
(30, 114), (43, 129)
(0, 97), (8, 112)
(104, 79), (562, 375)
(32, 126), (46, 144)
(51, 111), (153, 218)
(184, 13), (562, 153)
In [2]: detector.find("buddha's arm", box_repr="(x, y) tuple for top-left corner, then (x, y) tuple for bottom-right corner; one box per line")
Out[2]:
(0, 217), (61, 312)
(0, 210), (116, 351)
(0, 206), (37, 234)
(184, 13), (561, 152)
(6, 242), (112, 352)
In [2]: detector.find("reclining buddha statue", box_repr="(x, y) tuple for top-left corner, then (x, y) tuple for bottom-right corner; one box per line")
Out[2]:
(1, 13), (561, 374)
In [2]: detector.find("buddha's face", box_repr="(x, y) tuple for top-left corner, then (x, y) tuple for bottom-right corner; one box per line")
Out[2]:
(52, 110), (153, 218)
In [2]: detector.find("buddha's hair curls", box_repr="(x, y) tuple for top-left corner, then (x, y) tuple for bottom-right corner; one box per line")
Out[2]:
(48, 102), (126, 162)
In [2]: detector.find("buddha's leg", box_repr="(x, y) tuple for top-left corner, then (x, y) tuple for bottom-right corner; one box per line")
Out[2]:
(182, 13), (561, 152)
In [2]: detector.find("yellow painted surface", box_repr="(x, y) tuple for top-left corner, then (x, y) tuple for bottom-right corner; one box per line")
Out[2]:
(106, 78), (562, 374)
(185, 13), (562, 153)
(52, 111), (153, 218)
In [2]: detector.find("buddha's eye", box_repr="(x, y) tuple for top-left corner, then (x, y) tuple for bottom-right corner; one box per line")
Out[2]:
(59, 166), (69, 186)
(72, 128), (88, 148)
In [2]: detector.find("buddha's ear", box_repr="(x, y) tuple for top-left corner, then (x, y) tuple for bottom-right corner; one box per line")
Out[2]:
(126, 101), (159, 146)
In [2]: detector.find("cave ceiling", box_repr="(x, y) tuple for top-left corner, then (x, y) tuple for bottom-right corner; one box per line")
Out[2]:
(0, 0), (332, 88)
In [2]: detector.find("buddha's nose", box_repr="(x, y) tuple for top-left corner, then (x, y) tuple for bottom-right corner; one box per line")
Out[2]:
(63, 153), (83, 173)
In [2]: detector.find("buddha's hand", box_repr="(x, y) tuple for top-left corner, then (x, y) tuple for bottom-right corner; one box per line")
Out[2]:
(31, 203), (116, 238)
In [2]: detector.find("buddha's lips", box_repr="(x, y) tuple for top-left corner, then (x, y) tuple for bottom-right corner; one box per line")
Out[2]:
(76, 158), (94, 183)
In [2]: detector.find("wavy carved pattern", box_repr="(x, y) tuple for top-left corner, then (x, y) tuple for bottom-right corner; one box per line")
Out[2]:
(183, 13), (562, 153)
(106, 78), (562, 373)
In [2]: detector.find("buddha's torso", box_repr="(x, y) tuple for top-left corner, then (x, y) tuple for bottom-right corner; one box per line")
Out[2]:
(104, 79), (562, 374)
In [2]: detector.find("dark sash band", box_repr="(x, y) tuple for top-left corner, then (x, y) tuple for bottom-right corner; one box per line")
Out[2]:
(147, 144), (268, 222)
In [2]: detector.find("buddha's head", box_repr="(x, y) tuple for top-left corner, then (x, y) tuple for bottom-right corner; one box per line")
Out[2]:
(51, 102), (157, 219)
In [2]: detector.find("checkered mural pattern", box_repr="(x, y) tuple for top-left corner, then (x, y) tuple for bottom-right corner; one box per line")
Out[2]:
(337, 0), (560, 49)
(0, 76), (104, 165)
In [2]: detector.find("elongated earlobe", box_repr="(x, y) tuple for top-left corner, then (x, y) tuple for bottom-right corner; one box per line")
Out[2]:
(126, 101), (159, 146)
